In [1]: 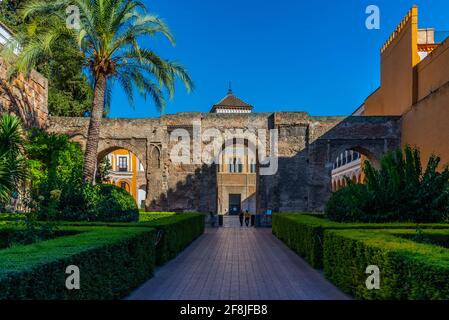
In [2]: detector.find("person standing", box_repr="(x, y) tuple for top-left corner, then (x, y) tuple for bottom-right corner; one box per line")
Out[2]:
(244, 210), (251, 227)
(239, 210), (244, 227)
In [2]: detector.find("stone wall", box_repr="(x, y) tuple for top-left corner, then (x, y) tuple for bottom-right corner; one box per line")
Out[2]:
(48, 113), (401, 213)
(0, 57), (48, 128)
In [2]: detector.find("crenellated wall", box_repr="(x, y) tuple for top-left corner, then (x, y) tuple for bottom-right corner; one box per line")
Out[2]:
(362, 5), (449, 169)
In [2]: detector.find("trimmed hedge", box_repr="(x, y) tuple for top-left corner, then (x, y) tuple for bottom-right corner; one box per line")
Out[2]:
(139, 212), (176, 222)
(323, 229), (449, 300)
(53, 213), (205, 265)
(0, 213), (26, 221)
(0, 226), (156, 300)
(150, 213), (204, 265)
(272, 213), (449, 268)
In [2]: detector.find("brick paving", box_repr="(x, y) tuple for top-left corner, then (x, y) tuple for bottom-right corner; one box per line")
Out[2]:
(127, 226), (349, 300)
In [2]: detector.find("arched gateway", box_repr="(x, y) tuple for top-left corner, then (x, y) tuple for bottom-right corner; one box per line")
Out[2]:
(48, 112), (401, 213)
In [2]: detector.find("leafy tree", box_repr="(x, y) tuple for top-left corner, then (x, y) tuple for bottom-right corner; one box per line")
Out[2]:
(325, 146), (449, 223)
(26, 129), (84, 219)
(0, 0), (26, 32)
(0, 0), (93, 117)
(0, 113), (27, 205)
(11, 0), (193, 183)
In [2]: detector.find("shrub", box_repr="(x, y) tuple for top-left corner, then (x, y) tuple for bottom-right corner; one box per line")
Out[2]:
(272, 213), (449, 268)
(26, 129), (84, 219)
(56, 213), (205, 265)
(325, 146), (449, 223)
(94, 184), (139, 222)
(146, 213), (204, 265)
(323, 229), (449, 299)
(0, 225), (156, 300)
(60, 184), (138, 222)
(139, 212), (176, 222)
(0, 114), (27, 206)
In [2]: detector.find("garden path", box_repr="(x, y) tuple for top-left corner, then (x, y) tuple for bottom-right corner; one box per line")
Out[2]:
(127, 227), (349, 300)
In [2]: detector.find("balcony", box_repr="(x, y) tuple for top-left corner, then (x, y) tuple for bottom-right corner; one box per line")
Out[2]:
(217, 173), (257, 186)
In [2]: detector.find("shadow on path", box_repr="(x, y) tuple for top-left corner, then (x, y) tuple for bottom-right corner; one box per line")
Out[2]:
(127, 228), (350, 300)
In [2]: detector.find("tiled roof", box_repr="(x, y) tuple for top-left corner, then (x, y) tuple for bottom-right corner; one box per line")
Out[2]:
(210, 89), (253, 112)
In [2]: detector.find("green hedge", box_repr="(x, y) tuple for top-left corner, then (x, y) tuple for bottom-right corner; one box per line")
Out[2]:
(138, 212), (176, 222)
(272, 213), (449, 268)
(145, 213), (205, 265)
(323, 229), (449, 300)
(53, 213), (205, 265)
(0, 226), (156, 300)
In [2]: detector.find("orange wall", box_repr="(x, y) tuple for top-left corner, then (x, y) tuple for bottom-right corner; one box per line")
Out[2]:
(402, 82), (449, 169)
(363, 6), (449, 168)
(365, 7), (420, 116)
(108, 149), (138, 202)
(417, 38), (449, 101)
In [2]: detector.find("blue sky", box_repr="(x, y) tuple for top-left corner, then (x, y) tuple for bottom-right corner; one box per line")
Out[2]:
(108, 0), (449, 118)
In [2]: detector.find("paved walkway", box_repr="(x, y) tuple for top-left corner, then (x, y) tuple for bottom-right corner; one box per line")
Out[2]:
(127, 227), (349, 300)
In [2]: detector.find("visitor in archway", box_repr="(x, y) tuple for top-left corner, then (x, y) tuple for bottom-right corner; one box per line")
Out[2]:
(239, 210), (244, 227)
(244, 210), (251, 227)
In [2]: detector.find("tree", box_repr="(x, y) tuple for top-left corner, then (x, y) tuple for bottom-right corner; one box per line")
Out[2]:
(95, 156), (112, 183)
(12, 0), (193, 183)
(0, 0), (26, 32)
(0, 0), (93, 117)
(325, 146), (449, 223)
(0, 113), (27, 205)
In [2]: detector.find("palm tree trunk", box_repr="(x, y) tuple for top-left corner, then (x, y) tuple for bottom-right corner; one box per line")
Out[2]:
(83, 73), (106, 183)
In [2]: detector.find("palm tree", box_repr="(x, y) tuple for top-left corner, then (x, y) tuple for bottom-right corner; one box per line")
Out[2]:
(0, 113), (27, 205)
(9, 0), (193, 182)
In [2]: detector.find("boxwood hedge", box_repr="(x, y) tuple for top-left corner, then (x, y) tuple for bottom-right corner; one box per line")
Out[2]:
(0, 226), (156, 300)
(52, 213), (205, 265)
(272, 213), (449, 268)
(323, 229), (449, 300)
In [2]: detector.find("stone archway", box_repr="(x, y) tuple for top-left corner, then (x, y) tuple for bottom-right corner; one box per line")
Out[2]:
(216, 138), (259, 215)
(48, 114), (401, 214)
(307, 136), (400, 211)
(96, 139), (149, 209)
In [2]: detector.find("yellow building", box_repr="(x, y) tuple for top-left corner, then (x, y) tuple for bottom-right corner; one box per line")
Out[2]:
(362, 6), (449, 169)
(332, 6), (449, 189)
(212, 88), (258, 215)
(103, 149), (147, 208)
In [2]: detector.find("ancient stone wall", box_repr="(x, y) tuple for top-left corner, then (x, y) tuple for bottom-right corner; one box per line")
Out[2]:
(0, 57), (48, 128)
(48, 113), (401, 213)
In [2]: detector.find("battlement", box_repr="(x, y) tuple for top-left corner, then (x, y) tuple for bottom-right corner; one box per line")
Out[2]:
(381, 6), (417, 54)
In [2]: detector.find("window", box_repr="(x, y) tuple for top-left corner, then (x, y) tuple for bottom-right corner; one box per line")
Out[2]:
(229, 159), (235, 173)
(120, 181), (130, 192)
(228, 158), (242, 173)
(138, 160), (145, 172)
(250, 159), (257, 173)
(236, 158), (243, 173)
(118, 156), (128, 172)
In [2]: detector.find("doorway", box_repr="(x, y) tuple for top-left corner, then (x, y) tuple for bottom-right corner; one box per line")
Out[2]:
(228, 194), (241, 215)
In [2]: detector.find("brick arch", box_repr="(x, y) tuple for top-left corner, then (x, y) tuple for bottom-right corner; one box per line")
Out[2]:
(307, 138), (399, 211)
(97, 139), (147, 167)
(329, 143), (383, 169)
